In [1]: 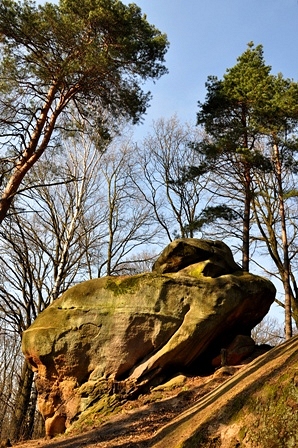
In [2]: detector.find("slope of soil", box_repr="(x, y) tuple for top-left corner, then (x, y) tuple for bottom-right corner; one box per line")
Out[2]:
(152, 335), (298, 447)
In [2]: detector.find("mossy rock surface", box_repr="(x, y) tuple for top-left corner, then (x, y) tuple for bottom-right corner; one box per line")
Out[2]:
(22, 238), (276, 437)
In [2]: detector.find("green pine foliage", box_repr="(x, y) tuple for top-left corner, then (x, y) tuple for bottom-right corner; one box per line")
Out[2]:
(0, 0), (169, 223)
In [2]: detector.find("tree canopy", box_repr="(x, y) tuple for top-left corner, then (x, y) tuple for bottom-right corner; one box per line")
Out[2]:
(195, 43), (298, 270)
(0, 0), (169, 223)
(195, 42), (298, 337)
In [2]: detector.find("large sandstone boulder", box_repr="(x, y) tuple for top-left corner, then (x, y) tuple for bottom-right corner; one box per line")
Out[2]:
(22, 239), (276, 437)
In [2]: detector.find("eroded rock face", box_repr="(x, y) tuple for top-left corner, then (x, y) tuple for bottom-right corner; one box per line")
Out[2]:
(22, 239), (276, 437)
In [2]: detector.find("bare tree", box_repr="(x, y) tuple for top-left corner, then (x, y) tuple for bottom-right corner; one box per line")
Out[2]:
(195, 156), (248, 261)
(0, 325), (23, 439)
(251, 316), (285, 346)
(93, 137), (159, 277)
(133, 116), (207, 242)
(0, 130), (163, 439)
(251, 159), (298, 333)
(0, 135), (107, 440)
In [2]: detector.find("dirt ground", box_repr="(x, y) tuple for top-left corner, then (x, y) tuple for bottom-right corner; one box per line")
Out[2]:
(12, 366), (242, 448)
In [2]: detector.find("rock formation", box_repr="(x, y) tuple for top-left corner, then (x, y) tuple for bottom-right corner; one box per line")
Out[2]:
(22, 239), (276, 437)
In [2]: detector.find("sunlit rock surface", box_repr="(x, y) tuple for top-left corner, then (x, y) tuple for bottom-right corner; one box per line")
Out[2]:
(22, 239), (276, 437)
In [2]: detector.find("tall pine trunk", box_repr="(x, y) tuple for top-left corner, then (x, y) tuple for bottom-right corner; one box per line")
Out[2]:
(274, 141), (292, 339)
(242, 166), (251, 272)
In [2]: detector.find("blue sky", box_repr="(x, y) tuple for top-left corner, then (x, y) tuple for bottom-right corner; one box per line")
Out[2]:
(121, 0), (298, 136)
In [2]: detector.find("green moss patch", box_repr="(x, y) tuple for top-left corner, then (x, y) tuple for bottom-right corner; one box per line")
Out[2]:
(68, 393), (121, 435)
(103, 275), (145, 296)
(237, 366), (298, 447)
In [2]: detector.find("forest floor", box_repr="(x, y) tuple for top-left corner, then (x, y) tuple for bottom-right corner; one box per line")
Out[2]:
(12, 366), (244, 448)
